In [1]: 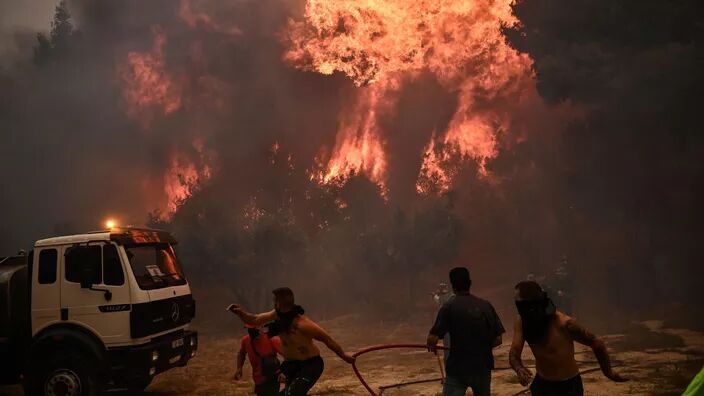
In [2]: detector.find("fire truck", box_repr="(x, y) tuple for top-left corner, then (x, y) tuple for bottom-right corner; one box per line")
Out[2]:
(0, 227), (198, 396)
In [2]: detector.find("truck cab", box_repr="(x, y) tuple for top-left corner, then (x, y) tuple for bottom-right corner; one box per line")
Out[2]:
(0, 227), (198, 396)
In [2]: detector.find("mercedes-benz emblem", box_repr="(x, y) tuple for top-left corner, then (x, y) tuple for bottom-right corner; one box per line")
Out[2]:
(171, 302), (180, 322)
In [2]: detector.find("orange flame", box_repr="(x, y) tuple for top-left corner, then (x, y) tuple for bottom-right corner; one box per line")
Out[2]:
(163, 140), (213, 216)
(311, 80), (398, 193)
(118, 24), (227, 217)
(285, 0), (535, 193)
(119, 27), (182, 128)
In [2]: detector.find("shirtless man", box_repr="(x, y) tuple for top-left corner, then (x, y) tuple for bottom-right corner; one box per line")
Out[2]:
(509, 281), (627, 395)
(229, 287), (355, 395)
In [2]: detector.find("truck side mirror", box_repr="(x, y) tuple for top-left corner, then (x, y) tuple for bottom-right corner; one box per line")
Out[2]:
(79, 264), (112, 300)
(79, 265), (95, 289)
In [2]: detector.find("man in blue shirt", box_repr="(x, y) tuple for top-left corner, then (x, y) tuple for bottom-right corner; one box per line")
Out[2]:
(426, 267), (505, 396)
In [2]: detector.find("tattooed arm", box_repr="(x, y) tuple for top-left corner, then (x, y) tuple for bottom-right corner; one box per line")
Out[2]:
(565, 318), (628, 382)
(510, 317), (533, 386)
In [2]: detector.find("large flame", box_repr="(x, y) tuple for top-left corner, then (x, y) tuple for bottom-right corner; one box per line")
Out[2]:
(311, 80), (398, 192)
(285, 0), (535, 193)
(119, 27), (182, 128)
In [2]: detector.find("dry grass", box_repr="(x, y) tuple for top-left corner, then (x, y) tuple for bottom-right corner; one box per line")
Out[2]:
(144, 317), (704, 395)
(0, 317), (701, 396)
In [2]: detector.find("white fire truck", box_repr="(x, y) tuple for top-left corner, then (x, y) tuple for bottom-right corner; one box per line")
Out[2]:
(0, 227), (198, 396)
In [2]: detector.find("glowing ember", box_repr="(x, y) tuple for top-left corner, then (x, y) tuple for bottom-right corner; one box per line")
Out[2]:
(119, 27), (182, 127)
(241, 197), (266, 231)
(285, 0), (535, 193)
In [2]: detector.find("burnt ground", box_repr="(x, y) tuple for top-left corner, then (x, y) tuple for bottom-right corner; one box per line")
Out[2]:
(2, 317), (702, 396)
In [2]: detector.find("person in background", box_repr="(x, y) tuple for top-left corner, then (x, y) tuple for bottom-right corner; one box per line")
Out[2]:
(509, 280), (628, 396)
(546, 256), (574, 315)
(433, 282), (454, 306)
(235, 324), (283, 396)
(426, 267), (505, 396)
(432, 282), (454, 365)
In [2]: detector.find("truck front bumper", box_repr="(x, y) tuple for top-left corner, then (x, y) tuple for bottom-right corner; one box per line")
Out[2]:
(137, 329), (198, 375)
(108, 329), (198, 383)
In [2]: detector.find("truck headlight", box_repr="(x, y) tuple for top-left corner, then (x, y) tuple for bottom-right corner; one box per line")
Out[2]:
(151, 350), (159, 362)
(190, 337), (196, 347)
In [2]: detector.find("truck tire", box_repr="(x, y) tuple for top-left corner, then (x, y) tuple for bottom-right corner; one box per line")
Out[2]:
(24, 353), (101, 396)
(127, 376), (152, 392)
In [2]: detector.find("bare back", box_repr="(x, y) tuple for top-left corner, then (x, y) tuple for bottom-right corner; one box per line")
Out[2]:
(524, 311), (580, 380)
(278, 315), (321, 361)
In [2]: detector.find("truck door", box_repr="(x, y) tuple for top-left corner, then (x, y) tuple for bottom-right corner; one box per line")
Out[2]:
(60, 243), (131, 344)
(31, 248), (61, 335)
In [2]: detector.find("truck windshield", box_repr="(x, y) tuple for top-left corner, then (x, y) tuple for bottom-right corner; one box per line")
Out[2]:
(124, 243), (187, 290)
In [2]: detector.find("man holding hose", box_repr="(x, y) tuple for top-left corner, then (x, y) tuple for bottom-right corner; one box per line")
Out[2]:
(229, 287), (355, 395)
(426, 267), (505, 396)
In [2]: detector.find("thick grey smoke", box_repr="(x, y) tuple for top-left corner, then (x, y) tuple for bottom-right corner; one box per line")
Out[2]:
(504, 0), (704, 320)
(0, 0), (701, 326)
(0, 0), (55, 60)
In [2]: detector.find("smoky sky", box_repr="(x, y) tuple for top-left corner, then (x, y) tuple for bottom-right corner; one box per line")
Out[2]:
(504, 0), (704, 306)
(0, 0), (334, 249)
(1, 0), (702, 322)
(0, 0), (55, 56)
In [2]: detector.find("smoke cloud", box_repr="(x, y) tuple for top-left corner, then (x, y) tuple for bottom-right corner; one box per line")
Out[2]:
(0, 0), (701, 324)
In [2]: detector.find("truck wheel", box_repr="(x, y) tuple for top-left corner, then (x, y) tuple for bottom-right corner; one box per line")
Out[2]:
(127, 376), (152, 392)
(24, 353), (101, 396)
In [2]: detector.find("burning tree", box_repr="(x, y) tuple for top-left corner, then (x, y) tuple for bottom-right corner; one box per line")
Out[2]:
(4, 0), (701, 327)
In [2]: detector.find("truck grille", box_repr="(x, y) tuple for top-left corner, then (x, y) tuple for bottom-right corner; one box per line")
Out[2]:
(130, 295), (195, 338)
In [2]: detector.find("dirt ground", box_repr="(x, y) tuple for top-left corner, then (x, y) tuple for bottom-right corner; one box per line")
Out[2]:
(2, 317), (702, 396)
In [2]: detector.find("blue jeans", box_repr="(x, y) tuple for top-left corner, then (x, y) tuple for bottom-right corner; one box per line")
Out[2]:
(442, 371), (491, 396)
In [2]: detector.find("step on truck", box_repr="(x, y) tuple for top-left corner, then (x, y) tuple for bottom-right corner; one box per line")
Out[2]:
(0, 227), (198, 396)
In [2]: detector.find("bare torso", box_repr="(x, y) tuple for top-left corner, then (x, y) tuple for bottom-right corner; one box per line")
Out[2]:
(528, 311), (580, 380)
(278, 315), (321, 361)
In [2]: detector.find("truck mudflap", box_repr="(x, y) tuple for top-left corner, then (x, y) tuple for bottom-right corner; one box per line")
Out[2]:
(108, 329), (198, 384)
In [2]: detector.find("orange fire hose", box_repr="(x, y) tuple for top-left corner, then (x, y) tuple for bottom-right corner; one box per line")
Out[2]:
(351, 344), (449, 396)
